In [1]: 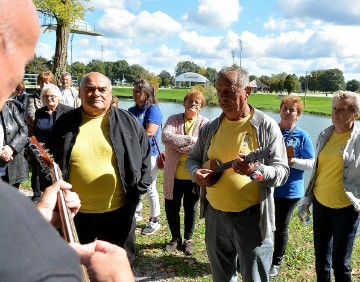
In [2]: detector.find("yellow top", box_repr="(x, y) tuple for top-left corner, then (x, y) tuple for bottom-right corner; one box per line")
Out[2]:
(175, 117), (197, 180)
(206, 114), (260, 212)
(68, 111), (125, 213)
(314, 131), (351, 208)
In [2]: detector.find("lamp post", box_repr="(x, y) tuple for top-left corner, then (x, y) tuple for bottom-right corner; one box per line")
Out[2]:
(231, 50), (235, 65)
(238, 38), (243, 68)
(304, 71), (308, 108)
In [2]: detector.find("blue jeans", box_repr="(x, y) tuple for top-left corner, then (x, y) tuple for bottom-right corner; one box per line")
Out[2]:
(313, 197), (360, 282)
(205, 203), (272, 282)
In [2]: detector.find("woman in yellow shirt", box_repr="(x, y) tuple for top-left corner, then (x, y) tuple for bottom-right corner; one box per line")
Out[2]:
(303, 91), (360, 282)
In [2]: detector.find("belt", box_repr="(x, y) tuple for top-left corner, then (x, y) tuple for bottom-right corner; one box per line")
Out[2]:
(221, 204), (260, 217)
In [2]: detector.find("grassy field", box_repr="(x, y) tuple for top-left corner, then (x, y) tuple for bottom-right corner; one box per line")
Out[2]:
(112, 87), (334, 116)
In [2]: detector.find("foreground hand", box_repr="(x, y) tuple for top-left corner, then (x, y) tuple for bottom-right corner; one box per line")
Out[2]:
(37, 180), (81, 227)
(194, 168), (213, 186)
(70, 240), (135, 282)
(232, 153), (256, 175)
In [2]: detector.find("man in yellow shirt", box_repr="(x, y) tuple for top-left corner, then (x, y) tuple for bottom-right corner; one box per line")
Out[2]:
(46, 72), (151, 264)
(186, 67), (289, 281)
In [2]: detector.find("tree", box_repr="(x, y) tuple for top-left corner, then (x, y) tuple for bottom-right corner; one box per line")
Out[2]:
(127, 64), (146, 83)
(70, 61), (86, 82)
(284, 74), (298, 94)
(34, 0), (91, 79)
(346, 79), (360, 92)
(319, 68), (345, 92)
(175, 61), (201, 77)
(86, 59), (105, 74)
(25, 55), (51, 73)
(205, 67), (218, 85)
(158, 70), (172, 87)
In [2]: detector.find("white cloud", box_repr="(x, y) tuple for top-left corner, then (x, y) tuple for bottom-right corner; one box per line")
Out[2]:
(178, 31), (221, 56)
(264, 16), (288, 30)
(277, 0), (360, 25)
(183, 0), (241, 28)
(83, 0), (125, 9)
(77, 38), (90, 46)
(35, 42), (53, 60)
(98, 9), (182, 41)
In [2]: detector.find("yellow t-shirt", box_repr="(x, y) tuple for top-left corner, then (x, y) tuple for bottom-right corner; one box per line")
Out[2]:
(68, 111), (125, 213)
(314, 131), (352, 208)
(206, 114), (260, 212)
(175, 117), (197, 180)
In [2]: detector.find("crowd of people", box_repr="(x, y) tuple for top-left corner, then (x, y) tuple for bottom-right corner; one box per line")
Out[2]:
(1, 1), (359, 281)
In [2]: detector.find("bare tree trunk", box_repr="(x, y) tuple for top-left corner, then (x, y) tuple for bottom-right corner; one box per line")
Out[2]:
(53, 20), (70, 80)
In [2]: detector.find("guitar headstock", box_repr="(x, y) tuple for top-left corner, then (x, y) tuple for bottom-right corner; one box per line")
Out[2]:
(245, 147), (271, 163)
(28, 136), (60, 182)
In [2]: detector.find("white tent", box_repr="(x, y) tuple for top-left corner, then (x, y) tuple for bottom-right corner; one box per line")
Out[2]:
(175, 72), (209, 87)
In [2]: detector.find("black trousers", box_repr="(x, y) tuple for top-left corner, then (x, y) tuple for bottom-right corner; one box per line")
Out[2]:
(272, 197), (300, 266)
(74, 203), (136, 264)
(165, 179), (199, 241)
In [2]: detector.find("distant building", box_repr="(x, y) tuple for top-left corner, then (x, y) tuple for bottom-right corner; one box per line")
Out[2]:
(249, 79), (270, 93)
(175, 72), (209, 88)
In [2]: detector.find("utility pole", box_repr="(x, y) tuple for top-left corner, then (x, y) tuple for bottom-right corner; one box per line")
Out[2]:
(304, 71), (308, 108)
(70, 33), (74, 72)
(101, 45), (104, 61)
(238, 38), (243, 68)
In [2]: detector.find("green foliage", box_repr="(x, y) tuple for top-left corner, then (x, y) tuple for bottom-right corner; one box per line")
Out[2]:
(175, 61), (201, 77)
(346, 79), (360, 92)
(25, 55), (51, 73)
(284, 74), (298, 94)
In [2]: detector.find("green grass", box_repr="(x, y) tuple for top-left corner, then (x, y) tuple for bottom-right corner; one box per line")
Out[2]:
(112, 87), (334, 116)
(132, 171), (360, 281)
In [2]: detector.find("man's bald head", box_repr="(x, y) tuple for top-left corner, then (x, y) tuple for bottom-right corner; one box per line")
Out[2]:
(0, 0), (39, 108)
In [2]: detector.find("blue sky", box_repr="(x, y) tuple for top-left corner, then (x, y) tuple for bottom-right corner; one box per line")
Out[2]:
(36, 0), (360, 81)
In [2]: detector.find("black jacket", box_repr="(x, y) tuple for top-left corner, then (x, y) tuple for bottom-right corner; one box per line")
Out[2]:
(0, 101), (28, 185)
(34, 103), (73, 142)
(45, 106), (151, 206)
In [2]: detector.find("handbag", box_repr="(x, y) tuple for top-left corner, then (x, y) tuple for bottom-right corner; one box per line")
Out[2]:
(153, 137), (165, 169)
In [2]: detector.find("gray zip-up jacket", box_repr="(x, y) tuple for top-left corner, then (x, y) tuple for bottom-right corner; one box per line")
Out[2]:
(304, 125), (360, 210)
(186, 107), (289, 240)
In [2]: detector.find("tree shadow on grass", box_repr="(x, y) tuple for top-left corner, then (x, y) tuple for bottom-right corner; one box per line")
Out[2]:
(133, 242), (212, 281)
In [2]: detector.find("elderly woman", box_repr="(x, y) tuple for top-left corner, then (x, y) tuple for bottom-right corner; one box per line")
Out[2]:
(303, 91), (360, 282)
(270, 96), (315, 278)
(162, 90), (208, 255)
(0, 101), (28, 187)
(25, 71), (56, 136)
(30, 84), (73, 201)
(128, 79), (163, 235)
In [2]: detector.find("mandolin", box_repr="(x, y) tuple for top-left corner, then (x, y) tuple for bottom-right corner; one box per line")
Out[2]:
(202, 147), (271, 186)
(28, 136), (89, 281)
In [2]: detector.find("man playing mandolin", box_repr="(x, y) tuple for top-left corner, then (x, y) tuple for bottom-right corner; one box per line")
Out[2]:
(186, 66), (289, 282)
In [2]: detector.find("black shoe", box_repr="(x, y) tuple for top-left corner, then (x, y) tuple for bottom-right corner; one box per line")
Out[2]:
(31, 196), (40, 204)
(165, 238), (182, 253)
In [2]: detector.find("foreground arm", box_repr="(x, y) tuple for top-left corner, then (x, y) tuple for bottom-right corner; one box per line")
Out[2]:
(70, 240), (135, 282)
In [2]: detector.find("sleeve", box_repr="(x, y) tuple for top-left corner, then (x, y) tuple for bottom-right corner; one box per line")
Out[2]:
(145, 105), (162, 125)
(7, 104), (28, 154)
(162, 114), (193, 153)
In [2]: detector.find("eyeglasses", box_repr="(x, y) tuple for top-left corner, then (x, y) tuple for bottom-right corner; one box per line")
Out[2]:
(43, 95), (56, 100)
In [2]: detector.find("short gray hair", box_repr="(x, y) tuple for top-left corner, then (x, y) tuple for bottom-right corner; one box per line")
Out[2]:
(40, 84), (63, 102)
(216, 66), (249, 92)
(61, 72), (72, 80)
(333, 90), (360, 114)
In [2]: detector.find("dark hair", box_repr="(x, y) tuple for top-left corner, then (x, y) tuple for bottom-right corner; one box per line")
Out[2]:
(15, 82), (26, 93)
(133, 79), (158, 105)
(183, 89), (206, 108)
(280, 96), (303, 116)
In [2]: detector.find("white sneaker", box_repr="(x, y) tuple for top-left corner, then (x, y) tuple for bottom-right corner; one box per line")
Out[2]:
(141, 218), (160, 235)
(135, 211), (142, 222)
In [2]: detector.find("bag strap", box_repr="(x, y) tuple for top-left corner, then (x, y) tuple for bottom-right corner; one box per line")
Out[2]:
(284, 126), (296, 143)
(152, 136), (161, 155)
